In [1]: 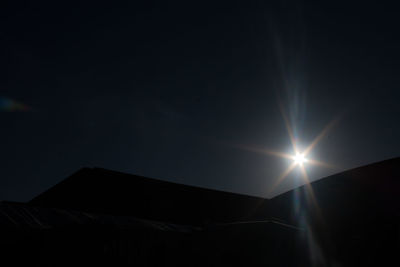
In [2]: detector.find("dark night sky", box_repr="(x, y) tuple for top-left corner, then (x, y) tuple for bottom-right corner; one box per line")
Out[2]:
(1, 1), (399, 201)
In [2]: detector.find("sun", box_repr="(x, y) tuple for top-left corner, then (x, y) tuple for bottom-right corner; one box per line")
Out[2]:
(232, 101), (339, 195)
(293, 152), (307, 165)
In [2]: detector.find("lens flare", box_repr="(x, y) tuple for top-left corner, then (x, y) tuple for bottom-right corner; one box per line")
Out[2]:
(230, 97), (342, 198)
(0, 97), (30, 112)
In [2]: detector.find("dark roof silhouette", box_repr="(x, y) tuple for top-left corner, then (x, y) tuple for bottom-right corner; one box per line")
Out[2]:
(2, 157), (399, 266)
(29, 158), (400, 228)
(269, 157), (400, 222)
(29, 168), (270, 225)
(0, 201), (198, 232)
(0, 201), (307, 266)
(268, 157), (400, 266)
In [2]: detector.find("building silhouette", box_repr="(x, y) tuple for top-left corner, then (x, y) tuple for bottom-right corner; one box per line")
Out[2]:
(1, 158), (399, 266)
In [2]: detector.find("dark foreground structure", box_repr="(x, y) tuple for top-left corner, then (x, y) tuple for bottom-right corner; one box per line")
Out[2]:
(1, 158), (399, 266)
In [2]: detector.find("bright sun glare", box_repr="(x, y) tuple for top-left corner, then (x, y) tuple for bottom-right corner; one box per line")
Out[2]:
(234, 101), (339, 195)
(293, 152), (307, 165)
